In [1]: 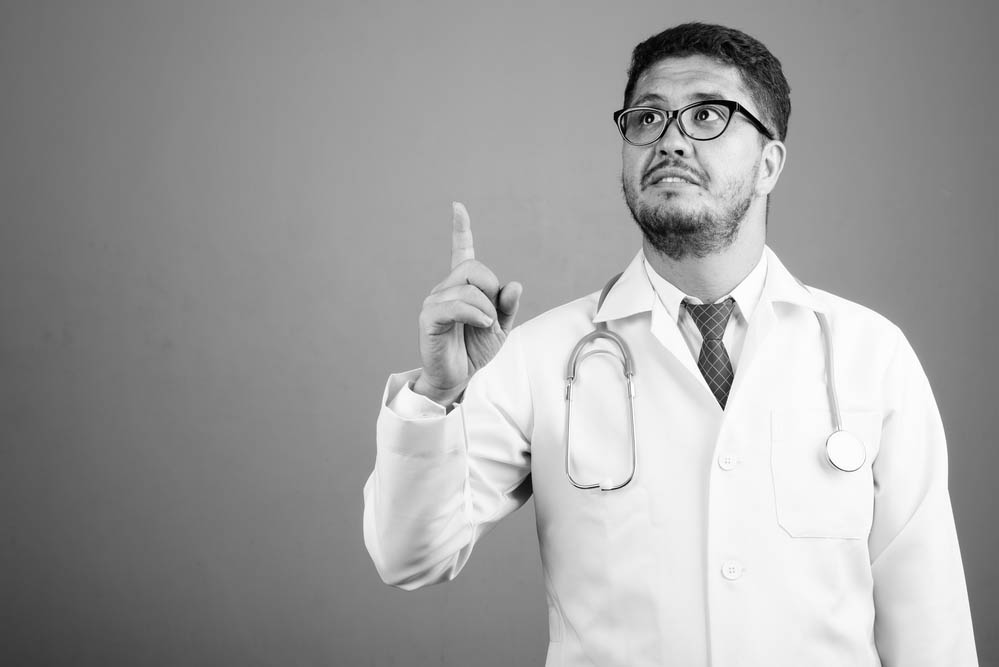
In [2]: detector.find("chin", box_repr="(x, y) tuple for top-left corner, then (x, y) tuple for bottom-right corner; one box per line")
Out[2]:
(647, 198), (705, 221)
(647, 186), (706, 208)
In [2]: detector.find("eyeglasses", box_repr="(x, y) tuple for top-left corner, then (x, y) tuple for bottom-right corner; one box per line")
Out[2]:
(613, 99), (774, 145)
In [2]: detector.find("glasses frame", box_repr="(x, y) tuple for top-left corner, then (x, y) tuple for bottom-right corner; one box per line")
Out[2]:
(613, 99), (775, 145)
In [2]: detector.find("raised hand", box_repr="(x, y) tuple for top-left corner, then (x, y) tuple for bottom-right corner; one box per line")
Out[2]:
(412, 202), (522, 406)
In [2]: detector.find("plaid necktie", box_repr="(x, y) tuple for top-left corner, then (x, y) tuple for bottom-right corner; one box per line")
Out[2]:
(684, 298), (736, 409)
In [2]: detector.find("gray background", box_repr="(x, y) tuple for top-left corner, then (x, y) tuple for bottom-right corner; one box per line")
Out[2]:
(1, 1), (995, 665)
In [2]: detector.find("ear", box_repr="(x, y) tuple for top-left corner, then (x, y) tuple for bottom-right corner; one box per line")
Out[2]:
(755, 139), (787, 197)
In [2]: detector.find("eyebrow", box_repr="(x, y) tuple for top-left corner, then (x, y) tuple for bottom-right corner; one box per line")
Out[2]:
(631, 91), (732, 107)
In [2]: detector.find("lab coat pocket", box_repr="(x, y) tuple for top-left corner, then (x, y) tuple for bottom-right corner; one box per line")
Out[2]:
(771, 408), (881, 539)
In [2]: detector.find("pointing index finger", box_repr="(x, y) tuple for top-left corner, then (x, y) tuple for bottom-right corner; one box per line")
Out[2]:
(450, 201), (475, 270)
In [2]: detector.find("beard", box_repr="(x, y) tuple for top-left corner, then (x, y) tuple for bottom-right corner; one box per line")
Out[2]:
(623, 173), (755, 261)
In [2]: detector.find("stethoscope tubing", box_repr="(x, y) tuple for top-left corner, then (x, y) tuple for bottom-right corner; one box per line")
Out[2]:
(564, 330), (638, 491)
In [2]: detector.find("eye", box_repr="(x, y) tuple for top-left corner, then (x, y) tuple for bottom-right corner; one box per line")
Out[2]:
(693, 106), (724, 122)
(620, 108), (667, 145)
(639, 110), (662, 125)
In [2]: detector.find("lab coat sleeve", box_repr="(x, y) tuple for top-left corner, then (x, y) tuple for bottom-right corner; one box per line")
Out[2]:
(869, 328), (979, 665)
(362, 327), (534, 590)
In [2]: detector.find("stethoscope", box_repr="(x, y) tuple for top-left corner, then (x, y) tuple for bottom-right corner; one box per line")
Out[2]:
(564, 274), (867, 491)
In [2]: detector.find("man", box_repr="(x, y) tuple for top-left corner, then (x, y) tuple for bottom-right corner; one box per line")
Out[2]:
(363, 22), (978, 666)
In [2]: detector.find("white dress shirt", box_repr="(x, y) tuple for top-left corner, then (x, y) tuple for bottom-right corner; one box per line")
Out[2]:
(642, 249), (767, 373)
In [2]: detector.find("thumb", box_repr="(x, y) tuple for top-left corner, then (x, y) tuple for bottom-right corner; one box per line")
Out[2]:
(496, 281), (523, 334)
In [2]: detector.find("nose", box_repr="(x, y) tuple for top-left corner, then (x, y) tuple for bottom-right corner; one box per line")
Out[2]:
(656, 115), (692, 157)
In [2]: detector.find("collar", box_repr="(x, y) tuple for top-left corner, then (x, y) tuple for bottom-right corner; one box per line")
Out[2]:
(760, 246), (828, 314)
(642, 249), (768, 324)
(592, 245), (827, 324)
(591, 250), (656, 324)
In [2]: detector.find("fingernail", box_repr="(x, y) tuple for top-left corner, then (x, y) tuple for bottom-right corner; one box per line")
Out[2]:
(481, 316), (493, 327)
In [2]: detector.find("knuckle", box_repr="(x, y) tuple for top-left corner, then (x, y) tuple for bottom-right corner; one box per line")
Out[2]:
(465, 263), (497, 289)
(467, 286), (495, 312)
(459, 283), (482, 300)
(421, 299), (446, 319)
(432, 274), (455, 293)
(479, 266), (500, 290)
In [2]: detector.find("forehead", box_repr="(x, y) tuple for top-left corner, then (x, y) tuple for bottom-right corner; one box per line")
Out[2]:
(631, 54), (751, 107)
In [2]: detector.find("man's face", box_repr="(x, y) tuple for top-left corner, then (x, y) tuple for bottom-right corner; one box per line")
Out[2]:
(621, 55), (772, 260)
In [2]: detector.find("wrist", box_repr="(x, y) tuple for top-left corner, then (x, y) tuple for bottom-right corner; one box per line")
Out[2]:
(412, 374), (466, 409)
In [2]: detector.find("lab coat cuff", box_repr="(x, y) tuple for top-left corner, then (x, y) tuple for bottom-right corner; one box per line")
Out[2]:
(378, 370), (466, 458)
(384, 369), (449, 419)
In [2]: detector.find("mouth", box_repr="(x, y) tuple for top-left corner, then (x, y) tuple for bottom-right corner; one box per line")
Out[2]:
(650, 176), (697, 186)
(643, 167), (702, 188)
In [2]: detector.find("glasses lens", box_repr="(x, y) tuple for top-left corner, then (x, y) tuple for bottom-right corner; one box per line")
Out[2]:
(620, 109), (666, 145)
(679, 102), (732, 140)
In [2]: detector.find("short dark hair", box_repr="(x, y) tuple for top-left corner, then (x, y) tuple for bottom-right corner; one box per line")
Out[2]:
(623, 22), (791, 142)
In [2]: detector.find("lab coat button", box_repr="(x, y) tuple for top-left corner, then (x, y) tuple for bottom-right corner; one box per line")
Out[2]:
(721, 560), (744, 581)
(718, 454), (738, 471)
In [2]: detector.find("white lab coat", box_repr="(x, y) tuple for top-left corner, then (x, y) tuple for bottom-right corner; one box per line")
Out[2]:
(363, 247), (978, 666)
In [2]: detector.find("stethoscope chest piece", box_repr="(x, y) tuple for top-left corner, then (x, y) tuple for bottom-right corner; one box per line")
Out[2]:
(825, 429), (866, 472)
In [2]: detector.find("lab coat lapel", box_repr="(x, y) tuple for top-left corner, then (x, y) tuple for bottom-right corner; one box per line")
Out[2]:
(729, 247), (829, 405)
(728, 296), (777, 404)
(593, 251), (716, 399)
(649, 297), (713, 395)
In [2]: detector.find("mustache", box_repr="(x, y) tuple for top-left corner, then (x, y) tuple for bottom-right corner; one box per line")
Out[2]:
(642, 159), (705, 187)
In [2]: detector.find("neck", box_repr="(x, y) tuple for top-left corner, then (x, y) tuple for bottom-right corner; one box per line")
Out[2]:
(643, 216), (765, 303)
